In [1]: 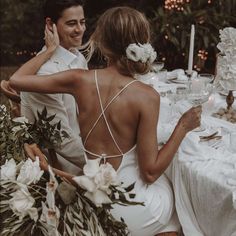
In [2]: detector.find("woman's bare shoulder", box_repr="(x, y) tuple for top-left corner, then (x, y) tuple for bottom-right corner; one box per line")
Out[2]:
(133, 81), (160, 103)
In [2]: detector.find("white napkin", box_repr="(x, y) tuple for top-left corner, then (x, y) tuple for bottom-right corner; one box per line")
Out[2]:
(167, 69), (198, 81)
(167, 69), (185, 79)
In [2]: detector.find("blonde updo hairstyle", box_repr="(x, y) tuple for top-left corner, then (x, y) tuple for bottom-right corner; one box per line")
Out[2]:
(87, 7), (152, 77)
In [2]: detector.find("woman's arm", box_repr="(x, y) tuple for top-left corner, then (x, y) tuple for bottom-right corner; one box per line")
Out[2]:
(9, 24), (80, 95)
(13, 24), (59, 78)
(137, 89), (201, 184)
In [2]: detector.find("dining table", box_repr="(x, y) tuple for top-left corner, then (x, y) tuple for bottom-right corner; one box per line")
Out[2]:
(140, 70), (236, 236)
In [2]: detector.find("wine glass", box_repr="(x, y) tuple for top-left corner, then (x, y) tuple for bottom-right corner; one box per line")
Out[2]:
(187, 80), (213, 131)
(166, 87), (188, 121)
(151, 61), (164, 73)
(197, 73), (215, 84)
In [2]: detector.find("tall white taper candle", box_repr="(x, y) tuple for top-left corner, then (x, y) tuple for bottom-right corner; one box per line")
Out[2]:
(187, 24), (195, 74)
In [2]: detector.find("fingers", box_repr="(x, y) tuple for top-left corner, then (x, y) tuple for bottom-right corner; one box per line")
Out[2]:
(24, 143), (36, 161)
(44, 25), (54, 40)
(52, 23), (57, 34)
(180, 105), (203, 132)
(24, 143), (49, 171)
(44, 24), (59, 51)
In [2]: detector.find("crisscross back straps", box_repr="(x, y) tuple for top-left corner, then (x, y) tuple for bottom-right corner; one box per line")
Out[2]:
(84, 70), (139, 156)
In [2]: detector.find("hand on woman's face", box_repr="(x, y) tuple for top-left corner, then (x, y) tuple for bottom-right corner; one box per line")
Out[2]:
(44, 24), (60, 53)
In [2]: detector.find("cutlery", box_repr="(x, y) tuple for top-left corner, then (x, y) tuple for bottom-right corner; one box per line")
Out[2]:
(199, 131), (218, 140)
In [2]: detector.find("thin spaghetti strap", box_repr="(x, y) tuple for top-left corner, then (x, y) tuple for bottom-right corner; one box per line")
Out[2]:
(95, 75), (123, 155)
(84, 70), (139, 147)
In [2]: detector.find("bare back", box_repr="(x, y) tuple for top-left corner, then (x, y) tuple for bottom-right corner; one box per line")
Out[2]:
(73, 67), (159, 169)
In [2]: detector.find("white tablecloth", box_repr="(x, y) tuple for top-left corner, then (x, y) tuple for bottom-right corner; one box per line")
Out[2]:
(145, 73), (236, 236)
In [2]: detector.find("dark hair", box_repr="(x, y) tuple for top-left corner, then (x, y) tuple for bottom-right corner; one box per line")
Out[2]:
(43, 0), (84, 23)
(86, 7), (152, 77)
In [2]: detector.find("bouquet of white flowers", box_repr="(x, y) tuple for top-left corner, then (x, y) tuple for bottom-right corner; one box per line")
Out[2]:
(0, 105), (142, 236)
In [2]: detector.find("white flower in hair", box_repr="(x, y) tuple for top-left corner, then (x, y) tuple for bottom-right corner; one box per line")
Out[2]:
(126, 43), (157, 63)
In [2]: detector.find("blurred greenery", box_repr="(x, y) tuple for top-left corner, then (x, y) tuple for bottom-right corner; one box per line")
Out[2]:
(150, 0), (236, 72)
(0, 0), (44, 65)
(0, 0), (235, 72)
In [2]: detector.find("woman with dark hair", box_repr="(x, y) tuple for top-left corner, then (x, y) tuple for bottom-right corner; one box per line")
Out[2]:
(10, 6), (201, 235)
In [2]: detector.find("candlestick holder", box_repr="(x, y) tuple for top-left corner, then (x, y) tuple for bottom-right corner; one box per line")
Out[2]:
(226, 90), (234, 110)
(220, 79), (236, 110)
(185, 70), (195, 89)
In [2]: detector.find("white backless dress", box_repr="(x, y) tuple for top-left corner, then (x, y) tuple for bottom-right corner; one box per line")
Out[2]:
(82, 71), (180, 236)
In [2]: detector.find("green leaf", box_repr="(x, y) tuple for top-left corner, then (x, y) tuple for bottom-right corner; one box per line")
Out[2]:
(57, 120), (61, 130)
(124, 182), (135, 192)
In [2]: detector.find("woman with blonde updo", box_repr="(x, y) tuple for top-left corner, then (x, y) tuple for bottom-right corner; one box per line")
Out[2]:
(10, 6), (201, 236)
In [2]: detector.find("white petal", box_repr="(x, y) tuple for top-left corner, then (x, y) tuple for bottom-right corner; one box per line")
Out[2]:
(83, 159), (100, 178)
(85, 190), (112, 207)
(73, 176), (97, 192)
(27, 207), (38, 222)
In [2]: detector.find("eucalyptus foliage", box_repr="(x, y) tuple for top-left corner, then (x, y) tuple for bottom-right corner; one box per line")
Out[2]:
(0, 105), (143, 235)
(0, 106), (68, 165)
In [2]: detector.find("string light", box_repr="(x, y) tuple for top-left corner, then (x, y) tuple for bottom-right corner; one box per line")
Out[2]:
(3, 50), (37, 56)
(164, 0), (189, 11)
(198, 49), (208, 61)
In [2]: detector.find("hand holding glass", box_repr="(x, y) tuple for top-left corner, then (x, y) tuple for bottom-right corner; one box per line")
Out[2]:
(187, 80), (213, 131)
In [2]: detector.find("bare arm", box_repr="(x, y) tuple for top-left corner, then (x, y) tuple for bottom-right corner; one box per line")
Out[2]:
(9, 24), (80, 96)
(137, 90), (201, 183)
(10, 66), (80, 95)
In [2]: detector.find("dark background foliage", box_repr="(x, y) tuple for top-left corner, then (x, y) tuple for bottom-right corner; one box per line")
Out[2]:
(0, 0), (236, 72)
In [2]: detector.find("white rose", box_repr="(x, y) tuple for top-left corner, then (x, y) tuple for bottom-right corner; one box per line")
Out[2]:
(0, 159), (17, 181)
(85, 189), (112, 207)
(126, 43), (157, 64)
(83, 158), (100, 178)
(73, 175), (97, 192)
(94, 163), (118, 193)
(17, 156), (44, 185)
(126, 43), (144, 62)
(9, 185), (38, 221)
(140, 43), (157, 63)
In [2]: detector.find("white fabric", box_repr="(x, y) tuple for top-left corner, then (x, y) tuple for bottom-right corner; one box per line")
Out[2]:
(21, 46), (88, 174)
(110, 147), (181, 236)
(149, 75), (236, 236)
(81, 72), (181, 235)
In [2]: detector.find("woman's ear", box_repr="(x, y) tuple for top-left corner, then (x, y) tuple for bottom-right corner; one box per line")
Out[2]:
(45, 17), (53, 32)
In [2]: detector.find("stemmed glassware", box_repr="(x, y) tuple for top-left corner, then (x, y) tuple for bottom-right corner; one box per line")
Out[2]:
(187, 79), (214, 131)
(197, 73), (215, 84)
(151, 61), (164, 73)
(166, 87), (188, 121)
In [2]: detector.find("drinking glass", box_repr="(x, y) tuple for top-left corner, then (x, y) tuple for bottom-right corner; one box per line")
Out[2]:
(166, 87), (187, 121)
(187, 80), (213, 131)
(197, 73), (215, 84)
(151, 61), (164, 73)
